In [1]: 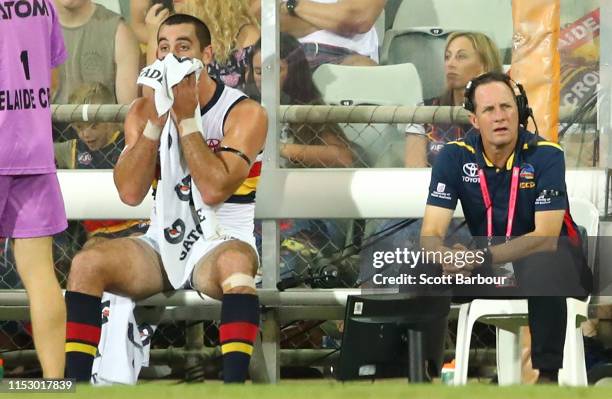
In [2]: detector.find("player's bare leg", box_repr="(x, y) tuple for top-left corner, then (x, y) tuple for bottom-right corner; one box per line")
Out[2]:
(193, 240), (259, 383)
(65, 237), (167, 381)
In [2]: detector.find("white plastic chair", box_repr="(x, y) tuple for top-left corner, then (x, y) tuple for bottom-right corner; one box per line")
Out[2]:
(390, 0), (512, 50)
(380, 0), (512, 100)
(313, 62), (423, 106)
(380, 27), (459, 101)
(453, 197), (598, 386)
(374, 9), (385, 60)
(313, 63), (423, 167)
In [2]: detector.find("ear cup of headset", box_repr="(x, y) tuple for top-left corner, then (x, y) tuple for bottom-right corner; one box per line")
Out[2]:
(463, 80), (475, 113)
(514, 82), (533, 128)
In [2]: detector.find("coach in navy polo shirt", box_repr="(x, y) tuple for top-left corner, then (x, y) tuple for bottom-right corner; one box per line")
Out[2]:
(420, 72), (592, 383)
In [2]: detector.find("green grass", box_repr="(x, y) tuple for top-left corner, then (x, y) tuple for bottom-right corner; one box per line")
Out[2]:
(15, 381), (612, 399)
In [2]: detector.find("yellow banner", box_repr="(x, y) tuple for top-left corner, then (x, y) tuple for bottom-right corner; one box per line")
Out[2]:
(511, 0), (560, 142)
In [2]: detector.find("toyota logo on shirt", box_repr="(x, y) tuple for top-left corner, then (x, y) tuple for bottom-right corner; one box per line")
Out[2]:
(462, 163), (479, 183)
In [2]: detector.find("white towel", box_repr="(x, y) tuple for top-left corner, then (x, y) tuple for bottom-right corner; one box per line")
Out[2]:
(137, 55), (225, 288)
(137, 54), (204, 117)
(91, 292), (157, 385)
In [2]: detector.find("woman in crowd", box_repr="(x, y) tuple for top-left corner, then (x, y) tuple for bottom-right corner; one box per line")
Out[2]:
(246, 33), (356, 167)
(405, 31), (503, 167)
(181, 0), (260, 90)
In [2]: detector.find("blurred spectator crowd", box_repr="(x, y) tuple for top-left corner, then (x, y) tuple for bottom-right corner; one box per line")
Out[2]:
(0, 0), (604, 378)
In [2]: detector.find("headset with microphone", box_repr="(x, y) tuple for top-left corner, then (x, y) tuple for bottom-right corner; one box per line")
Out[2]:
(463, 72), (538, 138)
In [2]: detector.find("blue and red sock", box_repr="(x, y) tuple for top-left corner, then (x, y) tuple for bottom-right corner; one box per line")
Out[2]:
(64, 291), (101, 382)
(219, 293), (260, 383)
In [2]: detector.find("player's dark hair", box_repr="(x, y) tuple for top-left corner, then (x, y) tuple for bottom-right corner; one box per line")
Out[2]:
(158, 13), (211, 50)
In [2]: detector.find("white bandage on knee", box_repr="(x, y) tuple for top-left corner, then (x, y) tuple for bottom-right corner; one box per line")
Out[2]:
(142, 120), (162, 141)
(221, 273), (256, 292)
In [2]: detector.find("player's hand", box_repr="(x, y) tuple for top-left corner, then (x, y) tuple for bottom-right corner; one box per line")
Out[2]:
(145, 4), (170, 37)
(171, 73), (199, 123)
(142, 96), (168, 128)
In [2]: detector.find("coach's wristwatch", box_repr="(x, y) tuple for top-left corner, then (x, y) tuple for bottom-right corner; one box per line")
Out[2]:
(286, 0), (299, 16)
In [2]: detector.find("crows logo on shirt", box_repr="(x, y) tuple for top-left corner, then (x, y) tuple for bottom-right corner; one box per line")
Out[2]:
(207, 138), (221, 151)
(164, 219), (186, 244)
(519, 163), (535, 189)
(520, 163), (535, 180)
(78, 151), (93, 166)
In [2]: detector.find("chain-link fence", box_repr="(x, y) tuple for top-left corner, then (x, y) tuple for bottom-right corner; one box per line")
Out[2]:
(0, 103), (600, 379)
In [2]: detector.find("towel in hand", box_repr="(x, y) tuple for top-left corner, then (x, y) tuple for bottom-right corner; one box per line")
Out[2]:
(137, 54), (225, 288)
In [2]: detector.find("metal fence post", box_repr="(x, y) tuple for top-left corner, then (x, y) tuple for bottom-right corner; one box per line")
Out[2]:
(184, 322), (205, 381)
(259, 0), (281, 383)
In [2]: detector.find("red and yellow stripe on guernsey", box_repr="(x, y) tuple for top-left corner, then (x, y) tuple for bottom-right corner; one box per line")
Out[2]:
(65, 321), (101, 356)
(226, 160), (261, 203)
(220, 322), (258, 355)
(83, 219), (146, 236)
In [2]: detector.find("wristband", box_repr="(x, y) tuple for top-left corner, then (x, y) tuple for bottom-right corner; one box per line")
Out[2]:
(178, 117), (201, 137)
(142, 120), (162, 141)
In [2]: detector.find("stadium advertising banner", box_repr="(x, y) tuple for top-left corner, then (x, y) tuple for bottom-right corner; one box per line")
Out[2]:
(511, 0), (561, 142)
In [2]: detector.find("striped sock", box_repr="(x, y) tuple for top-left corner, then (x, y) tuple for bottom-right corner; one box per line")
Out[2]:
(219, 293), (260, 383)
(65, 291), (101, 382)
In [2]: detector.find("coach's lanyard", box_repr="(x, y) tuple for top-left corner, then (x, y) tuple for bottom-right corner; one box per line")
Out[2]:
(478, 165), (520, 246)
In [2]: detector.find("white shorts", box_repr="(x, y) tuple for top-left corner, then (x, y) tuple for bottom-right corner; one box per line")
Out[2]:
(136, 229), (258, 289)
